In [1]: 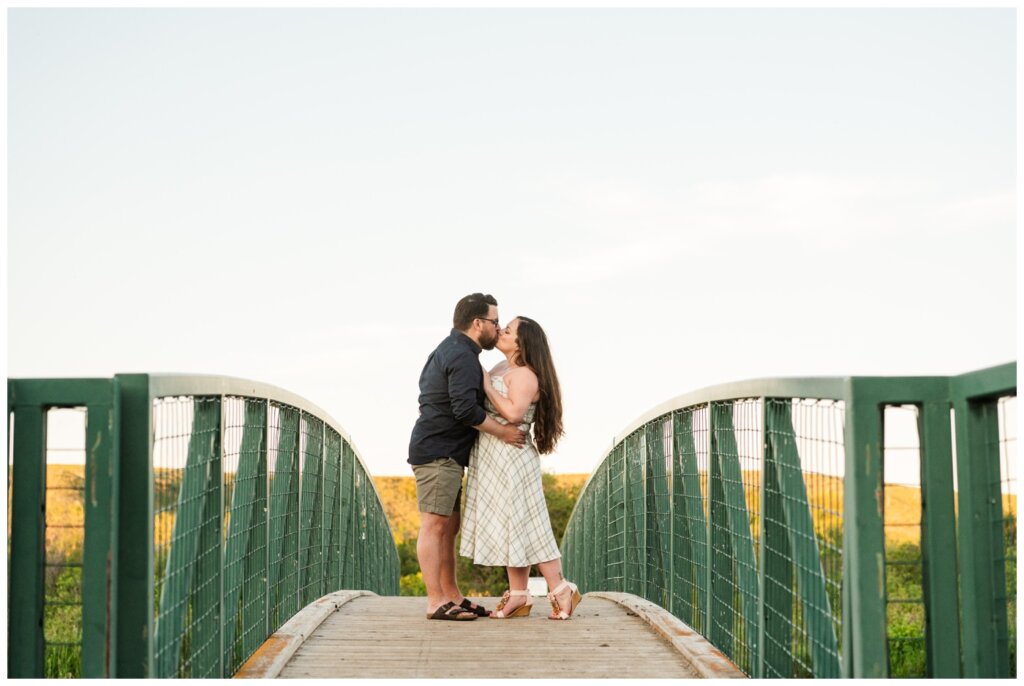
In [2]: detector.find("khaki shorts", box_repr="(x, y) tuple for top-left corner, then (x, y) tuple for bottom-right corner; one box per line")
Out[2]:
(412, 457), (465, 515)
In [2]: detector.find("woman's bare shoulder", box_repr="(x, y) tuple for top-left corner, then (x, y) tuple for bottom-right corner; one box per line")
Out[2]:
(505, 365), (538, 385)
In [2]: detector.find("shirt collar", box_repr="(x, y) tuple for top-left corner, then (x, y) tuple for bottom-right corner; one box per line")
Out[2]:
(451, 328), (482, 354)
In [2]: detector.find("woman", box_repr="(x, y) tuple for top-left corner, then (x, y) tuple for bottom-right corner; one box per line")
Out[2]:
(459, 316), (581, 620)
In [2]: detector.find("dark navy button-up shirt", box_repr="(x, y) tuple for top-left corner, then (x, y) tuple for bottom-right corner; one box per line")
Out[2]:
(408, 329), (488, 467)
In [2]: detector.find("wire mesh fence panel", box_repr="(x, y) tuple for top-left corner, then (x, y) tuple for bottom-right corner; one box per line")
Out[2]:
(340, 443), (356, 590)
(595, 462), (610, 592)
(299, 415), (325, 607)
(566, 481), (583, 586)
(735, 399), (763, 675)
(152, 397), (222, 678)
(376, 499), (387, 592)
(354, 466), (369, 590)
(763, 398), (844, 678)
(360, 471), (371, 590)
(562, 517), (575, 582)
(555, 366), (1017, 680)
(43, 408), (87, 678)
(570, 467), (587, 590)
(583, 483), (596, 593)
(882, 405), (927, 678)
(323, 429), (342, 593)
(645, 420), (672, 608)
(377, 498), (393, 594)
(267, 404), (301, 632)
(366, 495), (379, 591)
(606, 443), (626, 592)
(7, 375), (402, 678)
(997, 396), (1017, 677)
(624, 432), (646, 597)
(221, 398), (268, 676)
(671, 406), (708, 634)
(706, 401), (760, 675)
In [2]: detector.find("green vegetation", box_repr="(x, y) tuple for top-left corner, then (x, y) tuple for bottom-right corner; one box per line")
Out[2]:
(34, 464), (1015, 678)
(44, 567), (83, 678)
(375, 472), (585, 598)
(41, 466), (85, 679)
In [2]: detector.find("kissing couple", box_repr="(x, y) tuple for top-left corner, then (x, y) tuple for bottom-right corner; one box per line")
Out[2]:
(407, 293), (581, 622)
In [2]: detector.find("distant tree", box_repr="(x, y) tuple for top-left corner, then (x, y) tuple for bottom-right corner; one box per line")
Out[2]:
(542, 471), (582, 545)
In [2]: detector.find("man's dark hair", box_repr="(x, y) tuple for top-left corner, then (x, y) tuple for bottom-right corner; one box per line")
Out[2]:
(453, 293), (498, 331)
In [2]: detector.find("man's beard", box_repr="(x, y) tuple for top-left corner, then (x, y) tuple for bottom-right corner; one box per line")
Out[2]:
(479, 330), (498, 350)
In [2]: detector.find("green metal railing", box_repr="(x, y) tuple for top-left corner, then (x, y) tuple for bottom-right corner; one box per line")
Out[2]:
(562, 363), (1016, 678)
(8, 374), (399, 678)
(953, 365), (1018, 677)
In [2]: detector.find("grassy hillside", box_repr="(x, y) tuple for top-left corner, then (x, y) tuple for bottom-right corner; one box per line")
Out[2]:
(374, 472), (588, 544)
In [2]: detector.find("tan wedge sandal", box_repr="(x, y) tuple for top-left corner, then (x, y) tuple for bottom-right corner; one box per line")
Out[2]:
(547, 580), (581, 620)
(491, 589), (532, 618)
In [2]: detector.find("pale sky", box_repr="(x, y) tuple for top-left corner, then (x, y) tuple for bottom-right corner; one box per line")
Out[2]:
(7, 8), (1017, 477)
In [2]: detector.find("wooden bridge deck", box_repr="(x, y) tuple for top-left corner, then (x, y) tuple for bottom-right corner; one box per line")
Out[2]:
(236, 591), (745, 679)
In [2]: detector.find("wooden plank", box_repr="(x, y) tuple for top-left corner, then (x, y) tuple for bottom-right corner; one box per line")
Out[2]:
(277, 596), (703, 678)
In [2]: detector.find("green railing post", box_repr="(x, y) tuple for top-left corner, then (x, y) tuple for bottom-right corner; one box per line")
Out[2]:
(708, 402), (733, 656)
(339, 442), (354, 589)
(671, 409), (707, 633)
(81, 384), (119, 678)
(222, 399), (268, 675)
(761, 405), (793, 678)
(843, 379), (888, 677)
(323, 429), (341, 593)
(645, 421), (671, 608)
(8, 392), (46, 678)
(263, 399), (272, 643)
(709, 402), (759, 673)
(153, 396), (222, 677)
(8, 379), (128, 677)
(298, 416), (324, 607)
(114, 374), (153, 678)
(610, 443), (625, 592)
(917, 395), (960, 677)
(766, 400), (840, 677)
(755, 399), (769, 680)
(953, 363), (1017, 677)
(268, 407), (300, 630)
(623, 432), (645, 596)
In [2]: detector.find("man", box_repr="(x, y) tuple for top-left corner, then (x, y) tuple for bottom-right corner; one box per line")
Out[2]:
(408, 293), (526, 620)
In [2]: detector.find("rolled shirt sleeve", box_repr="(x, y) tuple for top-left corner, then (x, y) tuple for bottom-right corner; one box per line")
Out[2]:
(447, 351), (487, 427)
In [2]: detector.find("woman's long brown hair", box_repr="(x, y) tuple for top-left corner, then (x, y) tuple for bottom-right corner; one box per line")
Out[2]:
(510, 316), (564, 454)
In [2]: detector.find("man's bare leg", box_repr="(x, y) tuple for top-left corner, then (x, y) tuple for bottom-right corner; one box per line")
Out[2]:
(438, 509), (464, 604)
(418, 512), (450, 613)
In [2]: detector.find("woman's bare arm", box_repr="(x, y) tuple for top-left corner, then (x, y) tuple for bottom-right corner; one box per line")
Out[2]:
(484, 367), (538, 424)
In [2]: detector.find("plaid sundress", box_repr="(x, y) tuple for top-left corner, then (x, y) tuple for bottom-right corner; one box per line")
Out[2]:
(459, 374), (561, 567)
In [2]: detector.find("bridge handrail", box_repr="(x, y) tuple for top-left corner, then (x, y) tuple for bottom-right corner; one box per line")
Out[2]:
(7, 373), (400, 679)
(145, 373), (387, 507)
(568, 376), (850, 525)
(561, 363), (1016, 679)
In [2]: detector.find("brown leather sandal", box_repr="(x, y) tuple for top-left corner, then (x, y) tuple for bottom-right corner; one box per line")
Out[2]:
(426, 601), (478, 621)
(459, 598), (489, 617)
